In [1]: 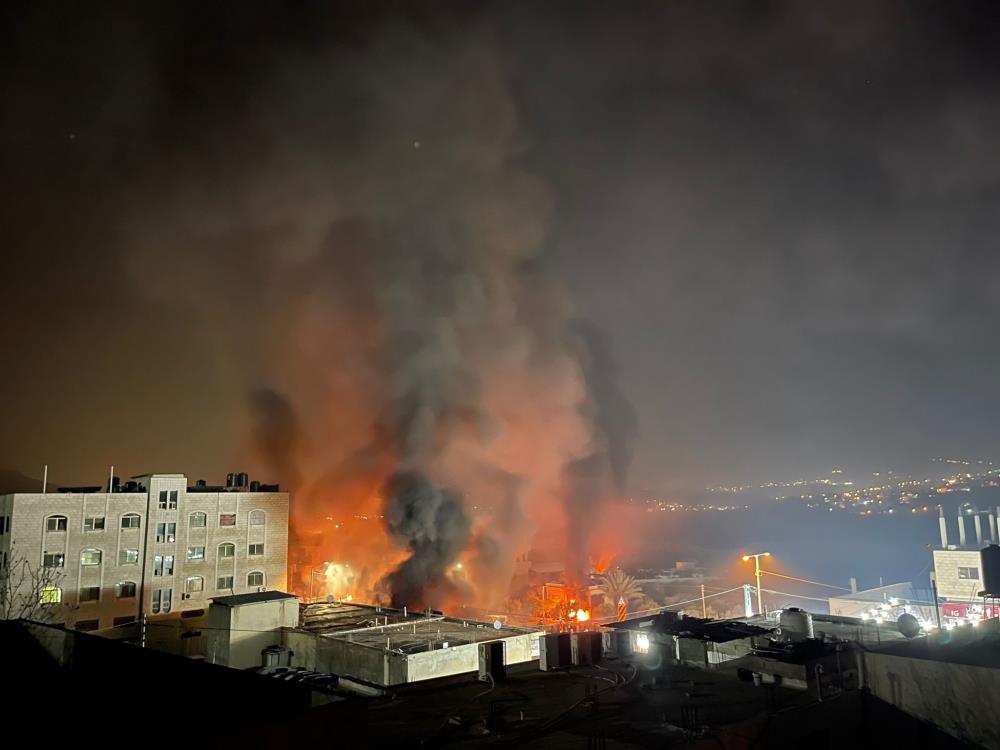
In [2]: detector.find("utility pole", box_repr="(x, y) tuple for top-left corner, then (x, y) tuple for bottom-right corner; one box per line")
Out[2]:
(742, 552), (771, 617)
(700, 584), (707, 618)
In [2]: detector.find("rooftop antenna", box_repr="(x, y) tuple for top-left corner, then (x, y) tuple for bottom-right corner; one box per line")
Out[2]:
(42, 464), (48, 493)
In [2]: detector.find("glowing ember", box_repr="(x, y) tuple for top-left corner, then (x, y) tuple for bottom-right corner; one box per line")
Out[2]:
(575, 608), (591, 623)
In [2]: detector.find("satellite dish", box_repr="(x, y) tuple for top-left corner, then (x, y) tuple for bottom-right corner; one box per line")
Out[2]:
(897, 612), (921, 638)
(494, 620), (502, 630)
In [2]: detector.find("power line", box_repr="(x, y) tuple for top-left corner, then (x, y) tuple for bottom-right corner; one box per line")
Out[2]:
(760, 570), (851, 591)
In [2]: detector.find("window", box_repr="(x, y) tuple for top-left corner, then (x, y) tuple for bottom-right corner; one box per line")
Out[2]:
(634, 632), (650, 654)
(113, 616), (136, 627)
(115, 581), (137, 599)
(187, 546), (205, 561)
(249, 510), (265, 526)
(155, 522), (176, 543)
(248, 543), (264, 556)
(119, 548), (139, 565)
(218, 543), (235, 559)
(76, 619), (100, 632)
(217, 576), (234, 591)
(153, 555), (174, 576)
(189, 512), (207, 528)
(46, 515), (68, 532)
(219, 513), (237, 527)
(959, 566), (980, 580)
(247, 571), (264, 587)
(42, 552), (65, 568)
(121, 513), (141, 529)
(83, 516), (105, 531)
(158, 489), (179, 510)
(39, 586), (62, 604)
(185, 576), (204, 593)
(151, 588), (174, 615)
(80, 549), (102, 566)
(79, 586), (100, 602)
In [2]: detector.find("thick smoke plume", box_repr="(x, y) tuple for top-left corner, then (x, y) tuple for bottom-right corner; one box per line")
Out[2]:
(119, 17), (634, 609)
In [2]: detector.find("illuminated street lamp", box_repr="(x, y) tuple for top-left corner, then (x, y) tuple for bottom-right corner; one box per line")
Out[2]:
(308, 561), (331, 602)
(741, 552), (771, 616)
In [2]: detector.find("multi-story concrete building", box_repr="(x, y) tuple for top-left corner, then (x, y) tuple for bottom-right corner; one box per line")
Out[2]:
(931, 507), (999, 623)
(0, 472), (288, 632)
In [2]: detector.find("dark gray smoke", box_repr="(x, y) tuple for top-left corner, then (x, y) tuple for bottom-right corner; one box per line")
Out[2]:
(381, 470), (471, 608)
(563, 323), (638, 580)
(248, 387), (302, 491)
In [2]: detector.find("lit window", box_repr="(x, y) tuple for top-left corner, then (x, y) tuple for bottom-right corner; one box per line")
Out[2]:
(217, 576), (234, 590)
(154, 555), (163, 576)
(80, 549), (102, 566)
(39, 586), (62, 604)
(76, 619), (100, 632)
(189, 512), (206, 528)
(187, 546), (205, 561)
(115, 581), (137, 599)
(219, 513), (236, 527)
(634, 632), (650, 654)
(959, 567), (980, 580)
(248, 543), (264, 556)
(119, 548), (139, 565)
(121, 513), (141, 529)
(79, 586), (100, 602)
(42, 552), (65, 568)
(186, 576), (204, 593)
(164, 555), (174, 575)
(249, 510), (265, 526)
(156, 522), (176, 543)
(218, 543), (235, 559)
(247, 571), (264, 587)
(46, 515), (68, 532)
(84, 516), (105, 531)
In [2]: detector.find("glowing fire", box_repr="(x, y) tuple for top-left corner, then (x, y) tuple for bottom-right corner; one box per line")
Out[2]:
(576, 608), (591, 623)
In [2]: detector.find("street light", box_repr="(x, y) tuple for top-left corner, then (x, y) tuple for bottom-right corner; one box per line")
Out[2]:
(308, 561), (331, 602)
(742, 552), (771, 617)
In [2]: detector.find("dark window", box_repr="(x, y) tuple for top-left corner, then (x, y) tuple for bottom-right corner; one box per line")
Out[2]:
(168, 490), (178, 509)
(84, 516), (105, 531)
(76, 619), (100, 632)
(959, 566), (980, 580)
(156, 522), (176, 543)
(42, 552), (65, 568)
(218, 543), (235, 559)
(152, 589), (161, 614)
(219, 513), (237, 527)
(115, 581), (137, 599)
(79, 586), (100, 602)
(121, 514), (141, 529)
(189, 512), (206, 528)
(217, 576), (234, 590)
(185, 576), (204, 593)
(247, 571), (264, 587)
(46, 515), (67, 532)
(248, 543), (264, 556)
(162, 588), (172, 613)
(158, 490), (168, 509)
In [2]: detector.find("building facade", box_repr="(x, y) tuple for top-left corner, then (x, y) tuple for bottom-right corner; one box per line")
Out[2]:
(931, 508), (998, 624)
(0, 473), (288, 632)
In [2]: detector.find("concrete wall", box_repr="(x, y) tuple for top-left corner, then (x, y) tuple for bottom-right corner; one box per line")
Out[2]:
(405, 632), (540, 683)
(828, 582), (916, 617)
(932, 549), (983, 600)
(207, 598), (298, 669)
(863, 649), (1000, 748)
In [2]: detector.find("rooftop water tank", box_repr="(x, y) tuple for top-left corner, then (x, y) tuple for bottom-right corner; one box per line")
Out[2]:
(778, 608), (814, 642)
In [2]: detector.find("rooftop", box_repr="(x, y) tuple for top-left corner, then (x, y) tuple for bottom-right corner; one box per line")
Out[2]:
(605, 612), (770, 643)
(212, 591), (299, 607)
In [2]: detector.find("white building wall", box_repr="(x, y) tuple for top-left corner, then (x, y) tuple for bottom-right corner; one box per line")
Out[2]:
(1, 473), (289, 631)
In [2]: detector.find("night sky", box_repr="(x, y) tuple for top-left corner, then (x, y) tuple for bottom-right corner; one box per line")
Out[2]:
(4, 1), (1000, 493)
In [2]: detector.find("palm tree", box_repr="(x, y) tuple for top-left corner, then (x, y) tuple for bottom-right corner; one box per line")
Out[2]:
(596, 568), (643, 610)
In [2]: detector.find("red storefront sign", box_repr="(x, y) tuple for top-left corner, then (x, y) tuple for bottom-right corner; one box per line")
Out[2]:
(941, 602), (1000, 619)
